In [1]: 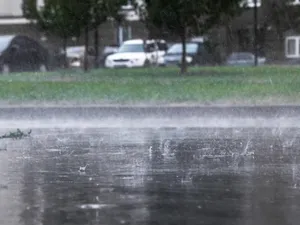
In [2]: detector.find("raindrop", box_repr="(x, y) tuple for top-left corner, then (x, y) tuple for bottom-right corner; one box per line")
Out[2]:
(78, 204), (116, 210)
(79, 164), (88, 172)
(148, 146), (153, 159)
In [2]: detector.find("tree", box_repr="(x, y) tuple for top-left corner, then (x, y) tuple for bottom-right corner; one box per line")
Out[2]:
(143, 0), (243, 74)
(74, 0), (93, 72)
(89, 0), (127, 68)
(79, 0), (127, 71)
(23, 0), (83, 68)
(262, 0), (300, 60)
(23, 0), (127, 71)
(90, 0), (107, 69)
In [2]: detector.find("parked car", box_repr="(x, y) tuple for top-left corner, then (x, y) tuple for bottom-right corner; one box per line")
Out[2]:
(155, 39), (169, 58)
(66, 46), (85, 68)
(98, 45), (119, 67)
(166, 42), (176, 49)
(189, 36), (206, 43)
(226, 52), (266, 66)
(105, 39), (168, 68)
(158, 41), (215, 67)
(0, 35), (51, 73)
(66, 45), (119, 68)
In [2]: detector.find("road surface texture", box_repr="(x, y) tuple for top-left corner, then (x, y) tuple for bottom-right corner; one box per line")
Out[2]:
(0, 106), (300, 225)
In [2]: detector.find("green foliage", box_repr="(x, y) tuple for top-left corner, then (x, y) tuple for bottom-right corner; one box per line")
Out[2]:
(144, 0), (242, 36)
(105, 0), (128, 24)
(80, 0), (127, 28)
(23, 0), (82, 39)
(90, 0), (108, 29)
(88, 0), (127, 70)
(23, 0), (127, 71)
(143, 0), (243, 73)
(263, 0), (300, 33)
(23, 0), (128, 34)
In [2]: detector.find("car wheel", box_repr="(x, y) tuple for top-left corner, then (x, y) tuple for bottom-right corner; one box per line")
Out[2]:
(2, 64), (10, 74)
(39, 64), (47, 72)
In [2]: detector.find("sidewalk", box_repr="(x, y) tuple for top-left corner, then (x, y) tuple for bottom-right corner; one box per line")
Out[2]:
(0, 104), (300, 119)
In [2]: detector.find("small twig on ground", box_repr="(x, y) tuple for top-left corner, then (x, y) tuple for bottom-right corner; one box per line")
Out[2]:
(0, 129), (32, 140)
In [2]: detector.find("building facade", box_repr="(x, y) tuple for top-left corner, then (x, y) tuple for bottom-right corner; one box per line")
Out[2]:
(0, 0), (51, 46)
(0, 0), (147, 51)
(224, 0), (300, 63)
(2, 0), (300, 63)
(0, 0), (23, 17)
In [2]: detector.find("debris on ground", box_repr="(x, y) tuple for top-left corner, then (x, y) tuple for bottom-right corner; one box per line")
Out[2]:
(0, 129), (32, 140)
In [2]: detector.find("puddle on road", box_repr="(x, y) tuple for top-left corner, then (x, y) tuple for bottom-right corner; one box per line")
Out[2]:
(1, 125), (300, 225)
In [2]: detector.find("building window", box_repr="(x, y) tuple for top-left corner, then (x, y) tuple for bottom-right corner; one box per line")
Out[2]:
(240, 0), (261, 8)
(290, 0), (300, 5)
(117, 25), (132, 45)
(285, 36), (300, 58)
(287, 39), (296, 55)
(37, 0), (45, 9)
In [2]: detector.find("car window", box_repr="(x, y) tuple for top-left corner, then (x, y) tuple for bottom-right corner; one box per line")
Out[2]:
(14, 37), (46, 56)
(229, 53), (254, 60)
(67, 46), (85, 53)
(239, 53), (253, 60)
(0, 36), (14, 53)
(118, 44), (144, 53)
(157, 42), (168, 51)
(13, 37), (33, 49)
(167, 43), (199, 54)
(66, 46), (85, 56)
(103, 46), (118, 54)
(167, 43), (175, 49)
(145, 43), (156, 52)
(228, 54), (239, 60)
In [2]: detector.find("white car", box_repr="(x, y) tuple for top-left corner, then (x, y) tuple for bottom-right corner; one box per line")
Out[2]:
(66, 46), (85, 68)
(226, 52), (266, 66)
(105, 39), (167, 68)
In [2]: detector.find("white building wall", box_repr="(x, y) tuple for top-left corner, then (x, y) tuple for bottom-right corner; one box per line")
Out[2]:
(0, 0), (23, 17)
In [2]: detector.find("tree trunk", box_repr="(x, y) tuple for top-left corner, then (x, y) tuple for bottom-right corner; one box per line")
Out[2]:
(94, 26), (99, 69)
(62, 37), (68, 69)
(225, 24), (232, 56)
(180, 27), (187, 74)
(253, 0), (258, 66)
(84, 26), (89, 72)
(278, 30), (285, 61)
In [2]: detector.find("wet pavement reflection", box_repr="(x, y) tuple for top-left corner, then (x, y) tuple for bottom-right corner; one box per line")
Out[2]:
(1, 127), (300, 225)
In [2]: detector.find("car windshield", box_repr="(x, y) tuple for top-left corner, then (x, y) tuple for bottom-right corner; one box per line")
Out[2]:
(228, 53), (254, 60)
(157, 41), (168, 51)
(118, 44), (144, 53)
(103, 46), (118, 54)
(0, 36), (14, 53)
(66, 46), (85, 56)
(167, 43), (199, 54)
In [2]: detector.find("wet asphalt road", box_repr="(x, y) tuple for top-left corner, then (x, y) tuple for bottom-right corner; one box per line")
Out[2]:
(1, 125), (300, 225)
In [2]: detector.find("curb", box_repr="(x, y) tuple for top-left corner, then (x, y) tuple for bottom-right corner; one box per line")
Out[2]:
(0, 105), (300, 119)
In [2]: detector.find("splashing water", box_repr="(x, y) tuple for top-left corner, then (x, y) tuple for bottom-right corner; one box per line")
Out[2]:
(0, 116), (300, 129)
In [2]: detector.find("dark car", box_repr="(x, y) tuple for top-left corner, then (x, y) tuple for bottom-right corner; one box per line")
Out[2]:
(0, 35), (51, 73)
(226, 52), (266, 66)
(160, 42), (216, 67)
